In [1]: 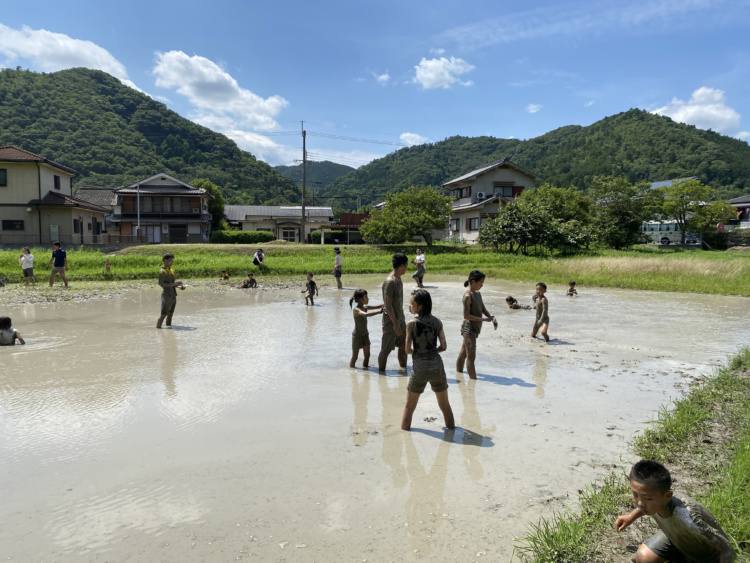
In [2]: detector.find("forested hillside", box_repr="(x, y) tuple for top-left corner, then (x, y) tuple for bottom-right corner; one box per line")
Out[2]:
(274, 161), (354, 188)
(324, 109), (750, 207)
(0, 68), (300, 205)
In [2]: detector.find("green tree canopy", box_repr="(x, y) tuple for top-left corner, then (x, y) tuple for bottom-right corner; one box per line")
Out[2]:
(359, 186), (452, 246)
(591, 175), (653, 250)
(190, 178), (225, 230)
(655, 178), (717, 243)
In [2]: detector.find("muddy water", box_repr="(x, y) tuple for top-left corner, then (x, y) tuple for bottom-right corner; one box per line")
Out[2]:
(1, 276), (748, 562)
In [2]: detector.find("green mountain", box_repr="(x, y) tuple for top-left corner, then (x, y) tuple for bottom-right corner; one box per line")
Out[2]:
(324, 109), (750, 208)
(0, 67), (300, 205)
(274, 161), (354, 188)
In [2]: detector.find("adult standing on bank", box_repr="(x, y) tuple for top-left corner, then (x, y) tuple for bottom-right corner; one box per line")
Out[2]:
(46, 241), (68, 287)
(252, 248), (265, 270)
(411, 247), (425, 288)
(333, 247), (343, 290)
(19, 247), (36, 285)
(378, 253), (409, 372)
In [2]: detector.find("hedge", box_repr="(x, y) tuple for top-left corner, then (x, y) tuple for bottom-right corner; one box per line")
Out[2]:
(210, 230), (275, 244)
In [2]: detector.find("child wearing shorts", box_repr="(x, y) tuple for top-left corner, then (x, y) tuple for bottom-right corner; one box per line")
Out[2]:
(531, 282), (550, 343)
(349, 289), (384, 368)
(401, 290), (454, 431)
(456, 270), (497, 379)
(302, 272), (318, 305)
(19, 247), (36, 284)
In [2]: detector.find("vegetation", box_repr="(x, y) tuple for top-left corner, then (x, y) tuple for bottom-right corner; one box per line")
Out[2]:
(1, 245), (748, 295)
(514, 348), (750, 562)
(359, 186), (452, 245)
(274, 160), (354, 189)
(209, 231), (274, 244)
(0, 67), (300, 205)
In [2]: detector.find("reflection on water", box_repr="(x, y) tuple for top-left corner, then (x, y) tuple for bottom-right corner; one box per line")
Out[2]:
(457, 379), (495, 480)
(532, 350), (549, 399)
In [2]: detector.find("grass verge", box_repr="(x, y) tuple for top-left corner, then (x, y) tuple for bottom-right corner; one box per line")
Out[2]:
(513, 348), (750, 562)
(1, 243), (749, 294)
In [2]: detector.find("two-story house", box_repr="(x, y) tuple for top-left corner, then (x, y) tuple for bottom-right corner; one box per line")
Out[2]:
(0, 146), (109, 245)
(78, 173), (212, 243)
(442, 159), (542, 243)
(224, 205), (334, 242)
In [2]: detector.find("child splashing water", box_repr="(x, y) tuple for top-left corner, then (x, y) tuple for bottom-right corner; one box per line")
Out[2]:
(349, 289), (384, 368)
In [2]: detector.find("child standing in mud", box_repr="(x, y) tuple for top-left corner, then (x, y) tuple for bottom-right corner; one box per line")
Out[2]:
(567, 281), (578, 296)
(401, 289), (454, 431)
(615, 460), (735, 562)
(0, 316), (25, 345)
(531, 282), (550, 343)
(349, 289), (384, 368)
(156, 253), (184, 329)
(456, 270), (497, 380)
(302, 272), (318, 305)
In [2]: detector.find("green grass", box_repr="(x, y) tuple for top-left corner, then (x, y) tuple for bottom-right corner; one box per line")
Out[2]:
(1, 243), (749, 294)
(513, 348), (750, 562)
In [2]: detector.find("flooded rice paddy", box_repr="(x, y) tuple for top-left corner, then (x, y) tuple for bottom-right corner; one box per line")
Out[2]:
(2, 275), (749, 561)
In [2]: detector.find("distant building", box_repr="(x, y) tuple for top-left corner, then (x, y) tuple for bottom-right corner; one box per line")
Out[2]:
(727, 194), (750, 228)
(0, 145), (109, 245)
(224, 205), (334, 242)
(442, 159), (542, 243)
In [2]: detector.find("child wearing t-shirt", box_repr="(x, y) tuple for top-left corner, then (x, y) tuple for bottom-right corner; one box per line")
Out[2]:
(302, 272), (318, 305)
(349, 289), (384, 368)
(0, 316), (25, 345)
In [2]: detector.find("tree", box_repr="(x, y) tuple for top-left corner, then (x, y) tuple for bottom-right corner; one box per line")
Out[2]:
(591, 176), (651, 250)
(190, 178), (225, 230)
(656, 178), (717, 243)
(359, 186), (452, 245)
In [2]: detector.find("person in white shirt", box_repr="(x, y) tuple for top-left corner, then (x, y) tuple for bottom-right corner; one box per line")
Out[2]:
(411, 247), (426, 288)
(19, 247), (36, 285)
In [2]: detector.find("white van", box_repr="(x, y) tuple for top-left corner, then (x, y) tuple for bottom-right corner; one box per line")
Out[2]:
(642, 221), (700, 245)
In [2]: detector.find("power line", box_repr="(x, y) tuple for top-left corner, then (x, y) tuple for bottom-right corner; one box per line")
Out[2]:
(307, 131), (407, 147)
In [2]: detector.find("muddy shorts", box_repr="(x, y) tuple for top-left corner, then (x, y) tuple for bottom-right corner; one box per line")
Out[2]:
(381, 318), (406, 351)
(51, 266), (66, 276)
(352, 332), (371, 351)
(644, 531), (703, 563)
(407, 362), (448, 394)
(412, 267), (425, 280)
(161, 293), (177, 316)
(333, 267), (342, 279)
(532, 317), (550, 333)
(23, 268), (34, 278)
(460, 320), (479, 347)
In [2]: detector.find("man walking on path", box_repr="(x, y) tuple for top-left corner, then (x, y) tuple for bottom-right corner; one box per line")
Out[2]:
(378, 253), (408, 372)
(46, 241), (68, 287)
(333, 247), (343, 290)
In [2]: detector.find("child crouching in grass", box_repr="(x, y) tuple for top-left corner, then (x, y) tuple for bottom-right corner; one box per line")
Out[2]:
(349, 289), (383, 368)
(615, 460), (735, 562)
(401, 289), (454, 431)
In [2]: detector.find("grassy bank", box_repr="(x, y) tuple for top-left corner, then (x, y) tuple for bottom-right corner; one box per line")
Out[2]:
(1, 243), (749, 295)
(513, 348), (750, 562)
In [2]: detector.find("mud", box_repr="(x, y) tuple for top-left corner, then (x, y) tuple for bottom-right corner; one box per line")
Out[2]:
(1, 276), (749, 561)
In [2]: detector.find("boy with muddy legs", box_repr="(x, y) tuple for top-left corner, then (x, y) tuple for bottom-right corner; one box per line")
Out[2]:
(401, 290), (455, 431)
(531, 282), (550, 343)
(411, 248), (425, 288)
(156, 253), (184, 329)
(456, 270), (497, 380)
(615, 460), (735, 562)
(46, 241), (68, 287)
(302, 272), (318, 305)
(378, 253), (409, 372)
(349, 289), (384, 368)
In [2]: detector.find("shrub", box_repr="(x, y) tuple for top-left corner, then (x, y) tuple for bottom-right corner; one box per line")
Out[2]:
(211, 230), (275, 244)
(310, 230), (322, 244)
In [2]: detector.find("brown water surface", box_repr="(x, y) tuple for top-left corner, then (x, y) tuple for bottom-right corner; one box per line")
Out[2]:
(1, 276), (748, 561)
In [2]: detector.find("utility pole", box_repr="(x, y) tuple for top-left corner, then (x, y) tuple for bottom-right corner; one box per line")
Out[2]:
(301, 122), (306, 244)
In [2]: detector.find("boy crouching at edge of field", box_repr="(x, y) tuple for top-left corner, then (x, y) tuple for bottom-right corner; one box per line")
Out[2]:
(615, 460), (735, 562)
(302, 272), (318, 306)
(157, 253), (185, 329)
(401, 289), (455, 431)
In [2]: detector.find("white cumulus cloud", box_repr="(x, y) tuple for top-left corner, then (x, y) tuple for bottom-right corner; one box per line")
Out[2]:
(430, 48), (446, 55)
(525, 103), (542, 114)
(0, 23), (139, 90)
(153, 50), (288, 131)
(737, 131), (750, 141)
(652, 87), (740, 134)
(373, 71), (390, 85)
(584, 100), (596, 107)
(400, 132), (430, 146)
(411, 56), (475, 89)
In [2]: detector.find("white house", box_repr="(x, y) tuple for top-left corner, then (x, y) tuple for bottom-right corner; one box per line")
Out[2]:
(224, 205), (334, 242)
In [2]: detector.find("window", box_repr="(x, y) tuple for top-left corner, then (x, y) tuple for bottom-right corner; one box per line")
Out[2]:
(281, 229), (296, 242)
(173, 198), (190, 213)
(2, 220), (24, 231)
(463, 186), (471, 198)
(54, 175), (61, 190)
(493, 186), (514, 197)
(450, 188), (463, 199)
(74, 219), (80, 234)
(88, 222), (92, 231)
(450, 218), (460, 231)
(466, 217), (480, 231)
(0, 168), (6, 186)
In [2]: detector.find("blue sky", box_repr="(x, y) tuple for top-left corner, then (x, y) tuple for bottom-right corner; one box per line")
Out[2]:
(1, 0), (749, 168)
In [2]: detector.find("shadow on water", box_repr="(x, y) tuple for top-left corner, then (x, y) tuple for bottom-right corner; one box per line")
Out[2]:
(472, 373), (536, 388)
(167, 325), (198, 331)
(546, 339), (575, 346)
(410, 426), (494, 447)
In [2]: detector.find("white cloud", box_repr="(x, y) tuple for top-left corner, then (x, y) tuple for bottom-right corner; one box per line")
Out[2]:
(373, 71), (390, 85)
(736, 131), (750, 140)
(525, 103), (542, 114)
(430, 48), (446, 55)
(411, 56), (475, 89)
(652, 87), (740, 134)
(0, 23), (140, 90)
(153, 50), (288, 131)
(584, 100), (596, 107)
(400, 132), (430, 146)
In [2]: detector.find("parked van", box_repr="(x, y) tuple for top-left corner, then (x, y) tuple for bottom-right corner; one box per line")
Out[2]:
(642, 221), (700, 245)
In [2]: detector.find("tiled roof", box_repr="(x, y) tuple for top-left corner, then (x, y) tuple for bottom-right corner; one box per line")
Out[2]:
(27, 191), (110, 213)
(116, 186), (207, 195)
(442, 159), (542, 187)
(74, 187), (118, 207)
(0, 145), (79, 175)
(648, 177), (699, 190)
(728, 194), (750, 205)
(224, 205), (334, 221)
